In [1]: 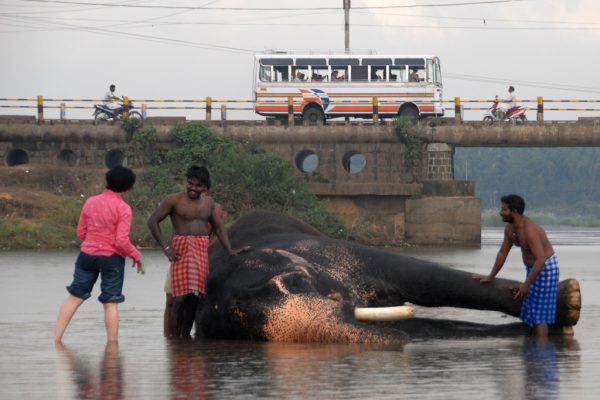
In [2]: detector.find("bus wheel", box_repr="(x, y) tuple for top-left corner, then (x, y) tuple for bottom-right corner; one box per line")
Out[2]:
(398, 107), (419, 125)
(302, 107), (325, 125)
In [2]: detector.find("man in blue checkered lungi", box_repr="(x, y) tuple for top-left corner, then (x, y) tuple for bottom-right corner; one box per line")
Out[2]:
(473, 194), (559, 339)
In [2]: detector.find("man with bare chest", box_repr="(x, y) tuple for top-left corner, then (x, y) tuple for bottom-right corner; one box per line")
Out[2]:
(473, 194), (560, 339)
(148, 165), (244, 337)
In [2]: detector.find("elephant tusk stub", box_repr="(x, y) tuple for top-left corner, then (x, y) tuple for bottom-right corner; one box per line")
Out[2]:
(354, 305), (415, 322)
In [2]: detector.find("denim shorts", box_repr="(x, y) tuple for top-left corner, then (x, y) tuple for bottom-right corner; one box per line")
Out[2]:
(66, 252), (126, 303)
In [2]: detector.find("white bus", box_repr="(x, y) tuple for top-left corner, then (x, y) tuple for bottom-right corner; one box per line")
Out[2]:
(254, 53), (443, 123)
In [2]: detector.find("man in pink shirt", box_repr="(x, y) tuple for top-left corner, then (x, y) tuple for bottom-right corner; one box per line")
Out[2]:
(54, 166), (144, 343)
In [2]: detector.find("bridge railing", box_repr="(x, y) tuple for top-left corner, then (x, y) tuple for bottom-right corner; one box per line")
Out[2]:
(448, 97), (600, 123)
(1, 96), (599, 123)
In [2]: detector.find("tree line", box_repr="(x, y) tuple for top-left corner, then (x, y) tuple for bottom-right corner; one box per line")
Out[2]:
(454, 147), (600, 220)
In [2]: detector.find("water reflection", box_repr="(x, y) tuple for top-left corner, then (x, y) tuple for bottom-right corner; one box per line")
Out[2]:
(164, 340), (411, 399)
(521, 337), (580, 400)
(522, 339), (559, 399)
(167, 340), (207, 400)
(55, 341), (123, 399)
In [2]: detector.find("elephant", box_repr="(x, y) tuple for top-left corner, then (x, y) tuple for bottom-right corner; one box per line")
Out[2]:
(193, 211), (581, 344)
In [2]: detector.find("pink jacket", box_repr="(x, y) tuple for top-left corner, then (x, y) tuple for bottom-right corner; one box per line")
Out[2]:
(77, 189), (142, 262)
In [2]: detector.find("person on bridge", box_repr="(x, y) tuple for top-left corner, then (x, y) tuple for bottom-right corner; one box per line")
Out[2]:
(147, 165), (247, 338)
(54, 166), (144, 343)
(497, 85), (517, 118)
(472, 194), (560, 340)
(103, 84), (122, 111)
(409, 69), (420, 82)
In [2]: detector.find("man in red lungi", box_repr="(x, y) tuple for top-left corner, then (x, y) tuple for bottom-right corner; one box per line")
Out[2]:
(148, 165), (245, 337)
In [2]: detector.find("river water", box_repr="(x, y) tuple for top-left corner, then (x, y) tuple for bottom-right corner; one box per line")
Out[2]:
(0, 227), (599, 399)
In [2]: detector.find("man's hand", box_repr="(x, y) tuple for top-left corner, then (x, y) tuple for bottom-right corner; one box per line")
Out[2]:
(472, 273), (493, 283)
(132, 260), (144, 274)
(513, 283), (529, 300)
(164, 246), (180, 262)
(229, 245), (251, 256)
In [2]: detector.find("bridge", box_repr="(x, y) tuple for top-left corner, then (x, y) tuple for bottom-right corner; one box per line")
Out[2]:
(2, 115), (598, 246)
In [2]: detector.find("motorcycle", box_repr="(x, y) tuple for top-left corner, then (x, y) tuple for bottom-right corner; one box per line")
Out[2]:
(483, 95), (527, 125)
(93, 101), (142, 122)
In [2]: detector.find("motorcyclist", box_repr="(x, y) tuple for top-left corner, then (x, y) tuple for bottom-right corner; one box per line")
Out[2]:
(497, 86), (517, 119)
(103, 84), (122, 112)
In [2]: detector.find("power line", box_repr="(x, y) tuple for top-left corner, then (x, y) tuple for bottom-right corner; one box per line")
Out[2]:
(14, 0), (530, 11)
(446, 73), (600, 94)
(354, 10), (600, 26)
(0, 14), (258, 54)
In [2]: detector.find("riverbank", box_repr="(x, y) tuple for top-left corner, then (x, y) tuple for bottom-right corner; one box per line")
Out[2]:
(3, 164), (598, 250)
(0, 165), (156, 250)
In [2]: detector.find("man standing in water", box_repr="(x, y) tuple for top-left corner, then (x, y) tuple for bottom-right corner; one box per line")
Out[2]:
(473, 194), (559, 339)
(161, 200), (224, 337)
(54, 166), (144, 343)
(148, 165), (244, 337)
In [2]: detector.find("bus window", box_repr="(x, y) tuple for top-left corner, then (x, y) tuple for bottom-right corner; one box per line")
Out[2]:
(259, 65), (272, 82)
(363, 58), (391, 82)
(312, 66), (329, 82)
(351, 66), (368, 82)
(292, 66), (309, 82)
(274, 66), (289, 82)
(371, 66), (386, 82)
(409, 67), (425, 82)
(426, 59), (435, 84)
(390, 66), (406, 82)
(331, 67), (347, 81)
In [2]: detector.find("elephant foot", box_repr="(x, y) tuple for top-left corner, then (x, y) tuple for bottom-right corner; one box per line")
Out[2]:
(554, 279), (581, 330)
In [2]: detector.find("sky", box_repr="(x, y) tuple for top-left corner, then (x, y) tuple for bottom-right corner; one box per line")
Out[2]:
(1, 0), (599, 121)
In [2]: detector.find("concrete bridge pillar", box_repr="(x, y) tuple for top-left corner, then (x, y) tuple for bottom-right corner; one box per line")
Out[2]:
(426, 142), (454, 180)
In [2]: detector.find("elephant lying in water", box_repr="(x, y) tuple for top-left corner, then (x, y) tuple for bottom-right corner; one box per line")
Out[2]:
(194, 211), (580, 344)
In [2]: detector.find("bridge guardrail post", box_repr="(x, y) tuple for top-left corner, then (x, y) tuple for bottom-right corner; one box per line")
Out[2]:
(221, 104), (227, 121)
(206, 97), (212, 121)
(288, 96), (294, 126)
(373, 96), (379, 124)
(123, 96), (129, 118)
(60, 103), (66, 122)
(141, 103), (147, 120)
(454, 97), (462, 124)
(37, 95), (43, 124)
(537, 96), (544, 123)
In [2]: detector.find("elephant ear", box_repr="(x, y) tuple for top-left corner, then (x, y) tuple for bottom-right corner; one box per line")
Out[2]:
(228, 211), (323, 240)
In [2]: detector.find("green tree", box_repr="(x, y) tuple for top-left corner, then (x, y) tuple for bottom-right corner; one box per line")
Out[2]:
(128, 122), (347, 241)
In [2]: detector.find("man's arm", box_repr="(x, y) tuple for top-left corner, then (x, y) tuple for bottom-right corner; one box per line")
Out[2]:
(147, 195), (179, 261)
(114, 203), (143, 273)
(513, 226), (546, 299)
(473, 228), (513, 282)
(209, 201), (248, 256)
(76, 203), (88, 241)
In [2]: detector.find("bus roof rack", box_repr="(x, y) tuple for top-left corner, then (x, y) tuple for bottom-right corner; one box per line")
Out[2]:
(262, 49), (378, 55)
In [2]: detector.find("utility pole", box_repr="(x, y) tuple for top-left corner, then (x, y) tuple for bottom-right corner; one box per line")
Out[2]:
(343, 0), (351, 53)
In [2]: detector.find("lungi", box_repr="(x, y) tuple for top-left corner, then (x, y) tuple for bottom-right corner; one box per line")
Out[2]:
(170, 235), (210, 297)
(520, 254), (560, 326)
